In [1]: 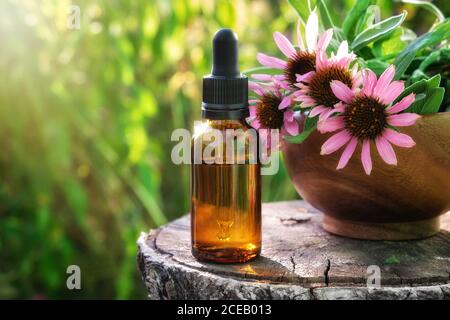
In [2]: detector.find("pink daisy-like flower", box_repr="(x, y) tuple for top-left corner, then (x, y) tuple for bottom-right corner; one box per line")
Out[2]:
(248, 81), (299, 137)
(294, 41), (360, 122)
(318, 65), (420, 175)
(255, 11), (332, 89)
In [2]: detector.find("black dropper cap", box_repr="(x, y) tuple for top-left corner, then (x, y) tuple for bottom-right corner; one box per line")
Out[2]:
(202, 29), (249, 119)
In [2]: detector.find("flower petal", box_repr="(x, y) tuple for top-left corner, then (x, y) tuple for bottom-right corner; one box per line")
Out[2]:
(362, 69), (377, 97)
(284, 121), (300, 136)
(373, 65), (395, 98)
(383, 128), (416, 148)
(387, 113), (421, 127)
(319, 108), (337, 122)
(375, 136), (397, 165)
(296, 71), (314, 83)
(361, 139), (372, 175)
(380, 81), (404, 105)
(317, 117), (345, 133)
(251, 118), (261, 129)
(337, 137), (358, 170)
(256, 53), (287, 69)
(275, 79), (291, 90)
(306, 11), (319, 51)
(248, 81), (265, 96)
(273, 32), (296, 58)
(387, 93), (415, 114)
(273, 75), (286, 81)
(321, 130), (352, 155)
(317, 29), (333, 51)
(284, 109), (295, 122)
(352, 71), (363, 90)
(336, 41), (349, 59)
(309, 106), (327, 117)
(249, 105), (257, 117)
(296, 19), (306, 51)
(251, 74), (273, 81)
(333, 101), (346, 113)
(316, 50), (327, 70)
(278, 96), (292, 110)
(330, 80), (354, 103)
(283, 113), (299, 135)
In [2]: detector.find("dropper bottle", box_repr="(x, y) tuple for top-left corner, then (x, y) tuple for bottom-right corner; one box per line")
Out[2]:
(191, 29), (261, 263)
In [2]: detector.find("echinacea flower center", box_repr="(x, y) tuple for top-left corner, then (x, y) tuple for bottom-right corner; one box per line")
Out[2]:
(284, 51), (316, 87)
(344, 95), (387, 140)
(256, 93), (284, 129)
(309, 66), (353, 108)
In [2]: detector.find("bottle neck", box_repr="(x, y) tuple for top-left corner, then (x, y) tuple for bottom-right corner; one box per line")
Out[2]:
(201, 104), (249, 120)
(204, 118), (249, 130)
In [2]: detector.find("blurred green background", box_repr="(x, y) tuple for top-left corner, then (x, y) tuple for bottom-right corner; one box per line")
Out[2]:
(0, 0), (448, 299)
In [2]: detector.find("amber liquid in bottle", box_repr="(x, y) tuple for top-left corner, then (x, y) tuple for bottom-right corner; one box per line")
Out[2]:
(191, 120), (261, 263)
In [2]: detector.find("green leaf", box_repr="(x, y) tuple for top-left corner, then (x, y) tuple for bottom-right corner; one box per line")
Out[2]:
(316, 0), (345, 43)
(384, 256), (400, 265)
(342, 0), (376, 41)
(419, 50), (442, 71)
(351, 11), (407, 52)
(441, 48), (450, 59)
(400, 0), (445, 24)
(394, 50), (416, 80)
(372, 28), (406, 58)
(354, 5), (379, 36)
(365, 59), (389, 76)
(401, 27), (418, 43)
(284, 115), (318, 144)
(292, 104), (302, 111)
(287, 0), (316, 23)
(243, 67), (282, 76)
(394, 19), (450, 79)
(406, 93), (426, 113)
(401, 75), (443, 114)
(420, 87), (445, 115)
(426, 74), (441, 88)
(409, 69), (429, 84)
(317, 0), (334, 29)
(249, 92), (260, 100)
(395, 79), (427, 103)
(357, 47), (376, 60)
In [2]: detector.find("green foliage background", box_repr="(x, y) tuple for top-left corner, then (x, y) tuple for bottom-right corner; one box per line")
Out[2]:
(0, 0), (448, 299)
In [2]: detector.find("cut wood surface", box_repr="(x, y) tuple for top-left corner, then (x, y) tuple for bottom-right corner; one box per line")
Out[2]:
(137, 201), (450, 300)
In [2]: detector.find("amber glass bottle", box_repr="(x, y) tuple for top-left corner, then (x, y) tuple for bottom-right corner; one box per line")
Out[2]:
(191, 119), (261, 263)
(191, 29), (261, 263)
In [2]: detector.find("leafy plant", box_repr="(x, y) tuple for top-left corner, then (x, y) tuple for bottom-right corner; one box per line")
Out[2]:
(245, 0), (449, 175)
(281, 0), (449, 144)
(399, 75), (445, 114)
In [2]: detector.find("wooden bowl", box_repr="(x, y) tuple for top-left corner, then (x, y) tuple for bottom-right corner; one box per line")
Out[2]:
(282, 112), (450, 240)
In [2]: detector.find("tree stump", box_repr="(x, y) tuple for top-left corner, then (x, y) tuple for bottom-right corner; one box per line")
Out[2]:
(137, 201), (450, 300)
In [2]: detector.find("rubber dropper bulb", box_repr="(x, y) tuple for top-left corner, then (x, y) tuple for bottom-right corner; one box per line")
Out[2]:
(211, 29), (240, 77)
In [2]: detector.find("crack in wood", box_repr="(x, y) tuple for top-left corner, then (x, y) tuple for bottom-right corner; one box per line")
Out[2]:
(290, 256), (296, 272)
(324, 259), (331, 286)
(280, 217), (311, 225)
